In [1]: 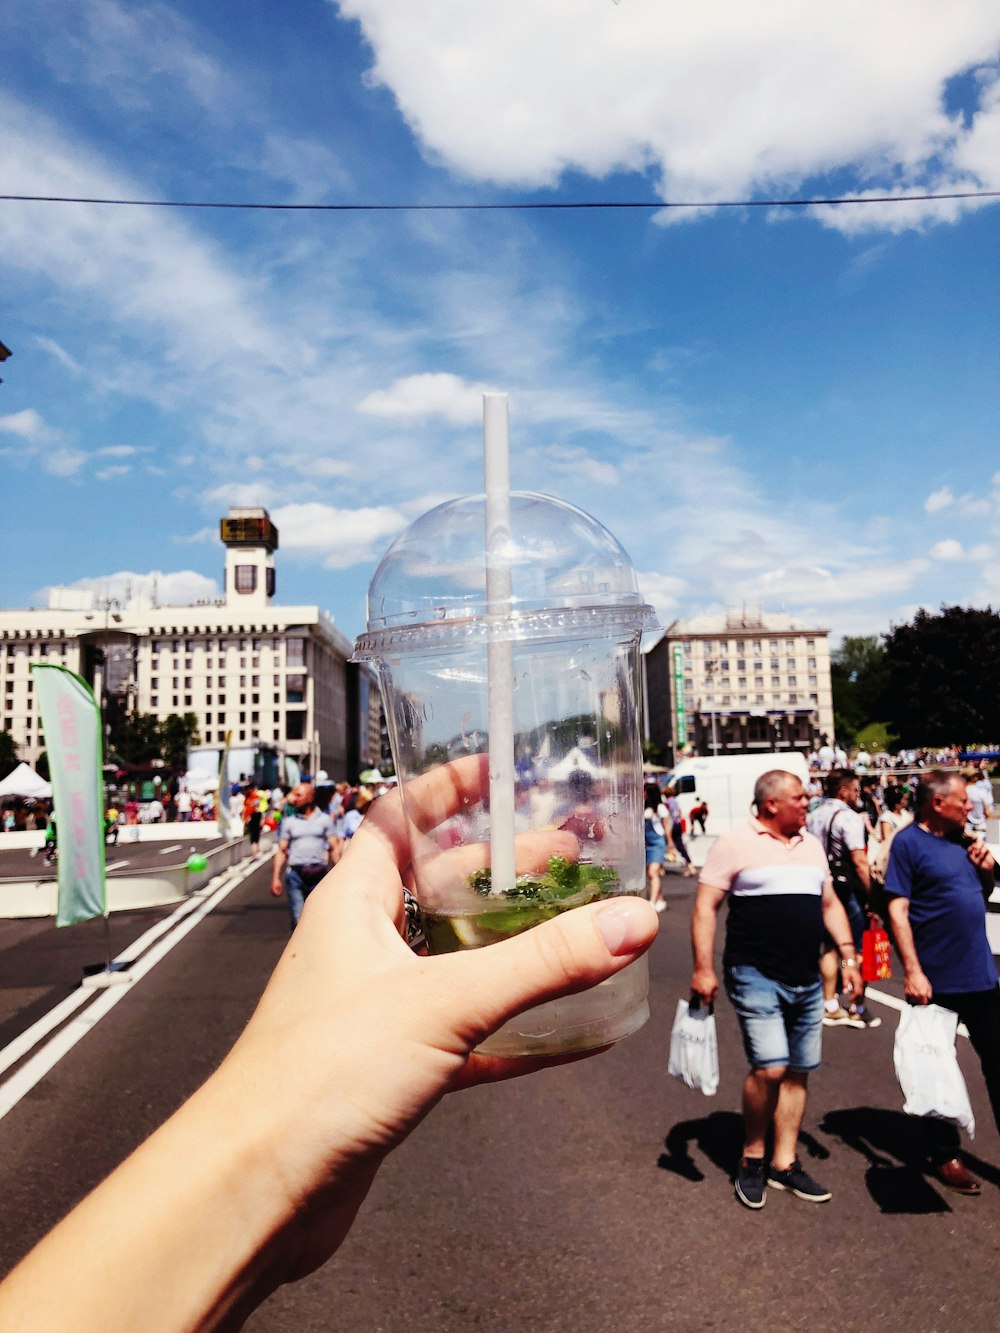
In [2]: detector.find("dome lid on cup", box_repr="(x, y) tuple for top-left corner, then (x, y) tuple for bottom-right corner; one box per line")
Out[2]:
(354, 491), (656, 655)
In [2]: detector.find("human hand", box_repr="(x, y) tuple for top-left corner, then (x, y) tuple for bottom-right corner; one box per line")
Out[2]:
(903, 967), (933, 1005)
(840, 960), (863, 1003)
(221, 755), (658, 1285)
(690, 967), (719, 1006)
(968, 839), (996, 876)
(269, 879), (283, 898)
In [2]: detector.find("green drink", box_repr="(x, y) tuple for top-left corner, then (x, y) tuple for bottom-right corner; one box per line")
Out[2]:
(421, 857), (618, 953)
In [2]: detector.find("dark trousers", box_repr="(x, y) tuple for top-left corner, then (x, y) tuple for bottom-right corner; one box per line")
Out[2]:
(670, 821), (691, 866)
(924, 986), (1000, 1163)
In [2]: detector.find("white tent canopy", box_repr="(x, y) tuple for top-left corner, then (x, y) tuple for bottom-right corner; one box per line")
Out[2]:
(0, 762), (53, 799)
(546, 746), (600, 783)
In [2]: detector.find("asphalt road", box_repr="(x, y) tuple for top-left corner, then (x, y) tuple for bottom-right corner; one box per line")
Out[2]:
(0, 835), (234, 883)
(1, 856), (999, 1333)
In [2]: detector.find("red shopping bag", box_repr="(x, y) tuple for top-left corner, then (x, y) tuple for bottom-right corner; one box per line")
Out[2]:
(861, 925), (892, 982)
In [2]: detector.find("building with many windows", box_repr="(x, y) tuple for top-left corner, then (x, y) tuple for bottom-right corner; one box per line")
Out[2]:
(0, 508), (380, 781)
(643, 609), (834, 763)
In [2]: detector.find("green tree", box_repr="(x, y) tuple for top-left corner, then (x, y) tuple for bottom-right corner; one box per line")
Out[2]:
(0, 730), (19, 779)
(830, 635), (888, 748)
(160, 713), (201, 770)
(642, 738), (666, 766)
(108, 712), (163, 765)
(879, 605), (1000, 747)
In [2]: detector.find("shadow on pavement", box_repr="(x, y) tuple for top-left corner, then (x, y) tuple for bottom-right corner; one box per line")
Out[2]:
(658, 1110), (742, 1181)
(658, 1109), (832, 1184)
(821, 1105), (1000, 1213)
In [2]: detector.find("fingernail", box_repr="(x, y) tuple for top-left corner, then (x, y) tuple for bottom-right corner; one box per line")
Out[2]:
(595, 899), (654, 957)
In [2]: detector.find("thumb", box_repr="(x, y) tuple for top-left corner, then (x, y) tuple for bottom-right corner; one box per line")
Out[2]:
(435, 897), (658, 1043)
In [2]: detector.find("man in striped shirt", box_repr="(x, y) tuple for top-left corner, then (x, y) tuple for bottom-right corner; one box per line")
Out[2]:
(690, 769), (861, 1209)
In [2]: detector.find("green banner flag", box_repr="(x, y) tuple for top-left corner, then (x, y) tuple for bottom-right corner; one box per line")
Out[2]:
(30, 664), (106, 927)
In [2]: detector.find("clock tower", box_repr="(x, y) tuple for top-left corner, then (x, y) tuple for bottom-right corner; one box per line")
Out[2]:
(220, 507), (279, 608)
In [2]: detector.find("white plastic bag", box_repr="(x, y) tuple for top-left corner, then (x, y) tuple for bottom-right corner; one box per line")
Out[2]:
(668, 998), (719, 1097)
(893, 1004), (975, 1138)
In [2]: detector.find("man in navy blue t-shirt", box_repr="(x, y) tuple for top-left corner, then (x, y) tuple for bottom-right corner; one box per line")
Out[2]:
(885, 770), (999, 1196)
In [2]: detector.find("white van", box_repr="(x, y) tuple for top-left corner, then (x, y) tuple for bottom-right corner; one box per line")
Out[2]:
(664, 752), (810, 836)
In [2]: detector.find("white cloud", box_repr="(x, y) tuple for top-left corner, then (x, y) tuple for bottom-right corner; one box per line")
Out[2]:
(46, 0), (242, 121)
(95, 464), (131, 480)
(924, 477), (1000, 520)
(95, 444), (142, 458)
(174, 527), (216, 546)
(924, 485), (955, 513)
(45, 447), (88, 477)
(358, 372), (493, 424)
(929, 538), (995, 562)
(336, 0), (1000, 232)
(636, 570), (687, 623)
(204, 482), (281, 510)
(930, 538), (965, 561)
(960, 496), (993, 517)
(41, 568), (221, 608)
(270, 501), (409, 569)
(731, 558), (931, 607)
(541, 444), (619, 488)
(400, 490), (463, 517)
(33, 336), (83, 374)
(254, 133), (352, 203)
(0, 408), (56, 442)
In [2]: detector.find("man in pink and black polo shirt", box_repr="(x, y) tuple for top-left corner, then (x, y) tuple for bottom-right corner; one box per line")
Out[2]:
(690, 769), (861, 1210)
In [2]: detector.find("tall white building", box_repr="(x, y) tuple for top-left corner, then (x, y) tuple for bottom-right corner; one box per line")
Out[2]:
(0, 508), (379, 780)
(644, 609), (835, 762)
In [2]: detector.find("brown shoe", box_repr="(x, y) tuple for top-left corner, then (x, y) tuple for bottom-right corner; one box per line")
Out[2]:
(935, 1158), (982, 1195)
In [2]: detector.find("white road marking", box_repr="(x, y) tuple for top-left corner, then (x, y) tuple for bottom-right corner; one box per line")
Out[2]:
(105, 860), (131, 871)
(0, 989), (92, 1079)
(864, 986), (969, 1039)
(158, 844), (184, 855)
(864, 986), (905, 1015)
(0, 853), (272, 1122)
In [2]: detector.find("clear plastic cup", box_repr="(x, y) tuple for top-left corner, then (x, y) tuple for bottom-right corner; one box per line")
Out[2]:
(354, 491), (656, 1056)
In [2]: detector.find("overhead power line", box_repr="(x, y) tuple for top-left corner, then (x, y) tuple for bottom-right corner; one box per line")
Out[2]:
(0, 189), (997, 213)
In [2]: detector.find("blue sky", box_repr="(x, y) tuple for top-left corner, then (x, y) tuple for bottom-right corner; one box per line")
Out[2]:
(2, 0), (998, 644)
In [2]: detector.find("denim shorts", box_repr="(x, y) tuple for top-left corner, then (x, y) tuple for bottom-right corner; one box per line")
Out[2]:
(724, 964), (824, 1072)
(645, 832), (666, 865)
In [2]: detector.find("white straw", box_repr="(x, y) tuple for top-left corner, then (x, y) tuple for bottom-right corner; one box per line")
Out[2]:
(483, 392), (516, 894)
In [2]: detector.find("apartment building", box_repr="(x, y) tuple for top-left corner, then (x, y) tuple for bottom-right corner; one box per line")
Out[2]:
(643, 609), (834, 762)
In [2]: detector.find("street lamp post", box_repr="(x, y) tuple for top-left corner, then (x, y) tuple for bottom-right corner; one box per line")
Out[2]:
(704, 658), (720, 756)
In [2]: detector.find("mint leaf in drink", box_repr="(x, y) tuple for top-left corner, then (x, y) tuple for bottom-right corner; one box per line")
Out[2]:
(466, 855), (618, 903)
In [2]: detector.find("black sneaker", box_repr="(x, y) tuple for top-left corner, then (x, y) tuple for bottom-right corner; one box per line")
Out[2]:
(768, 1159), (832, 1202)
(735, 1155), (767, 1209)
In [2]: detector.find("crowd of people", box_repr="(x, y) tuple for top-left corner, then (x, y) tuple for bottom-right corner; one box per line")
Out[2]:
(809, 741), (998, 773)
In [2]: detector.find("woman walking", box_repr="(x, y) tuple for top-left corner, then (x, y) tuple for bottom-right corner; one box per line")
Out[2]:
(664, 784), (696, 878)
(644, 780), (669, 912)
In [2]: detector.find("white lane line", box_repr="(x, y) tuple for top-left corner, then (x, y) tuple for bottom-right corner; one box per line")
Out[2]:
(0, 876), (219, 1080)
(158, 844), (183, 855)
(0, 855), (271, 1123)
(105, 860), (131, 871)
(0, 989), (93, 1079)
(864, 986), (905, 1015)
(865, 986), (969, 1039)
